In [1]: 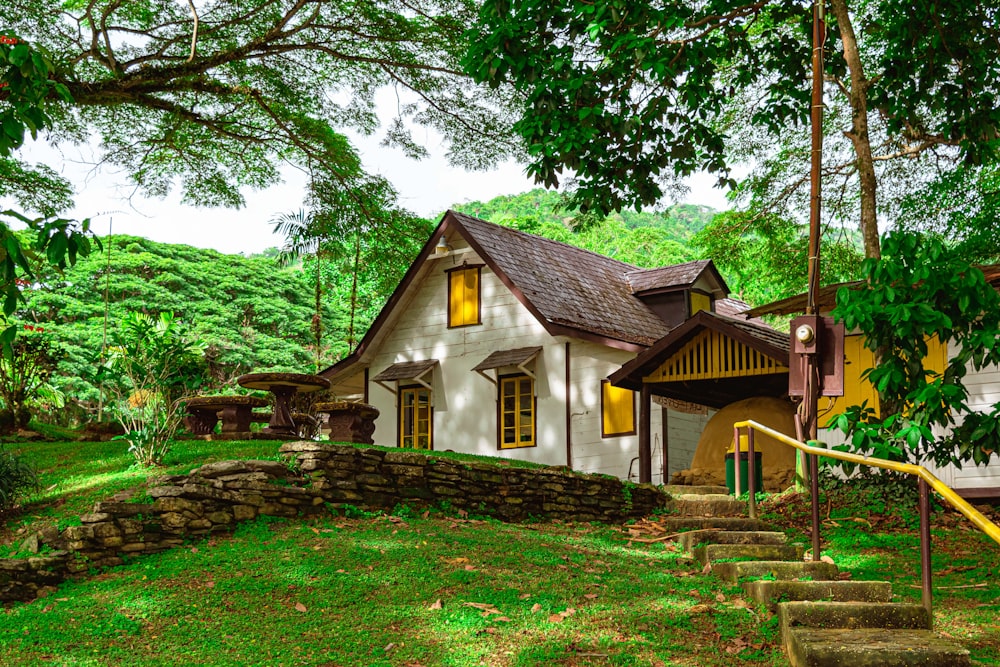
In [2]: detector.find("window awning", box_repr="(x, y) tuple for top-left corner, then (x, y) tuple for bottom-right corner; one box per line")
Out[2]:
(372, 359), (437, 393)
(472, 346), (542, 383)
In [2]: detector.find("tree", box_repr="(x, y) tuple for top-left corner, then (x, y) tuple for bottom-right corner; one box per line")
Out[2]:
(0, 323), (59, 432)
(692, 211), (862, 306)
(105, 311), (206, 466)
(830, 232), (1000, 467)
(2, 1), (517, 226)
(21, 234), (331, 420)
(465, 0), (1000, 259)
(2, 34), (96, 340)
(272, 209), (330, 373)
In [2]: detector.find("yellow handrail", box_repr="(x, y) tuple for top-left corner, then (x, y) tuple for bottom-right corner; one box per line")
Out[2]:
(733, 419), (1000, 546)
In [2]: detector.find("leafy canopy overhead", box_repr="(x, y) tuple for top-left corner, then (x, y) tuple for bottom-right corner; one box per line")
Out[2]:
(466, 0), (1000, 257)
(2, 0), (517, 220)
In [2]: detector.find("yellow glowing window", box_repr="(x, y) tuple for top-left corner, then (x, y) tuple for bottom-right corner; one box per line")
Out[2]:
(448, 266), (481, 327)
(689, 291), (712, 316)
(500, 375), (535, 448)
(602, 381), (636, 437)
(399, 386), (432, 450)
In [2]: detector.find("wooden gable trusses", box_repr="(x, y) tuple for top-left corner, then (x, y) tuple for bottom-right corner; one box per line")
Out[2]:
(642, 328), (788, 384)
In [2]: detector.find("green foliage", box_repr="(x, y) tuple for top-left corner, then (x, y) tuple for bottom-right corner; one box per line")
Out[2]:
(454, 189), (707, 267)
(105, 311), (206, 466)
(0, 211), (95, 331)
(0, 33), (71, 157)
(3, 2), (514, 224)
(0, 323), (59, 431)
(692, 211), (862, 306)
(817, 466), (924, 526)
(0, 443), (39, 511)
(22, 235), (338, 419)
(466, 0), (1000, 259)
(830, 231), (1000, 466)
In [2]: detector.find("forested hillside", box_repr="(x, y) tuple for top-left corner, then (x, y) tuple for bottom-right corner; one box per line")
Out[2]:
(21, 236), (343, 420)
(453, 189), (712, 268)
(453, 189), (862, 305)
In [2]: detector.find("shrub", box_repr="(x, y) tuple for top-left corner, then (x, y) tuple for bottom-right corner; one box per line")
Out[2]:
(0, 444), (39, 512)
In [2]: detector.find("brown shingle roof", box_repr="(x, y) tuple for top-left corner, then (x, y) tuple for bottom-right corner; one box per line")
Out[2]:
(625, 261), (713, 294)
(450, 211), (671, 346)
(372, 359), (438, 382)
(472, 346), (543, 372)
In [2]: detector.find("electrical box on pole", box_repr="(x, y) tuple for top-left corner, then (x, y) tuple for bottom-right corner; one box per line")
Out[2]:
(787, 315), (845, 398)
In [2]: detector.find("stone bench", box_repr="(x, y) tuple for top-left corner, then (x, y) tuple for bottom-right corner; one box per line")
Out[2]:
(183, 395), (269, 435)
(313, 401), (379, 444)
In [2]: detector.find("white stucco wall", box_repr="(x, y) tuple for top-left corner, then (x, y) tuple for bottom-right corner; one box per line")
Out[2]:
(361, 236), (708, 480)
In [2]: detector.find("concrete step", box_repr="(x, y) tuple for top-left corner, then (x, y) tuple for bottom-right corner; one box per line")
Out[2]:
(654, 517), (771, 532)
(778, 601), (931, 633)
(711, 560), (839, 583)
(662, 484), (729, 496)
(786, 627), (971, 666)
(677, 530), (787, 551)
(667, 494), (748, 517)
(693, 543), (804, 565)
(745, 580), (893, 612)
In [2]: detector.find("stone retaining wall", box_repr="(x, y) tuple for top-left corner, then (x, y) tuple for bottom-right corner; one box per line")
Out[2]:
(1, 442), (669, 604)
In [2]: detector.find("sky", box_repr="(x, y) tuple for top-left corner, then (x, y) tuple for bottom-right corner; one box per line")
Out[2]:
(14, 129), (732, 257)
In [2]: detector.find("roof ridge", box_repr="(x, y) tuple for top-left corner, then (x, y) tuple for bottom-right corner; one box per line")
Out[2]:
(448, 210), (641, 272)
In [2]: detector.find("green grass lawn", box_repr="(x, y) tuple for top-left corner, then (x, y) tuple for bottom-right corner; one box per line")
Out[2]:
(1, 439), (998, 666)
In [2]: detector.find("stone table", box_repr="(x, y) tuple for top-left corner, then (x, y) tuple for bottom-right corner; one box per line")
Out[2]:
(183, 395), (269, 435)
(313, 401), (380, 444)
(236, 372), (330, 438)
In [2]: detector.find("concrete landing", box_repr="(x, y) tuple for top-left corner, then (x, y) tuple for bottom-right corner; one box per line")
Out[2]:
(786, 627), (971, 666)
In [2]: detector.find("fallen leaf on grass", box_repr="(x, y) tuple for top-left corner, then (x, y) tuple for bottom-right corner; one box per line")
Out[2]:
(519, 593), (531, 600)
(715, 593), (726, 603)
(442, 557), (470, 565)
(548, 607), (577, 623)
(463, 602), (502, 616)
(702, 563), (712, 574)
(294, 602), (308, 613)
(464, 565), (476, 571)
(584, 593), (598, 600)
(688, 604), (713, 614)
(429, 599), (443, 610)
(531, 603), (543, 613)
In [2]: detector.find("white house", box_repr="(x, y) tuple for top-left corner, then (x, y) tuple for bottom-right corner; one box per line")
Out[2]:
(320, 210), (753, 483)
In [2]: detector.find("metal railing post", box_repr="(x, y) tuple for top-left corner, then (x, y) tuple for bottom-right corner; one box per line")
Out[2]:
(810, 449), (821, 561)
(732, 426), (742, 498)
(747, 427), (758, 519)
(919, 477), (933, 626)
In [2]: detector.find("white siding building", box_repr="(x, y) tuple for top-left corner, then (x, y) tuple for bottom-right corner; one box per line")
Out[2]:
(321, 211), (732, 482)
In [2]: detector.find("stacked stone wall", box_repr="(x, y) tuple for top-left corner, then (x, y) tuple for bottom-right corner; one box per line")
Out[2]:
(1, 442), (668, 604)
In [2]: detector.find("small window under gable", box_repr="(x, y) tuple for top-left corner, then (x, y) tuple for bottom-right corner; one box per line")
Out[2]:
(447, 264), (482, 327)
(602, 380), (636, 437)
(689, 290), (713, 316)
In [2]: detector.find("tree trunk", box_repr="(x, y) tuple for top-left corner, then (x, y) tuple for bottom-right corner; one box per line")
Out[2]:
(830, 0), (881, 259)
